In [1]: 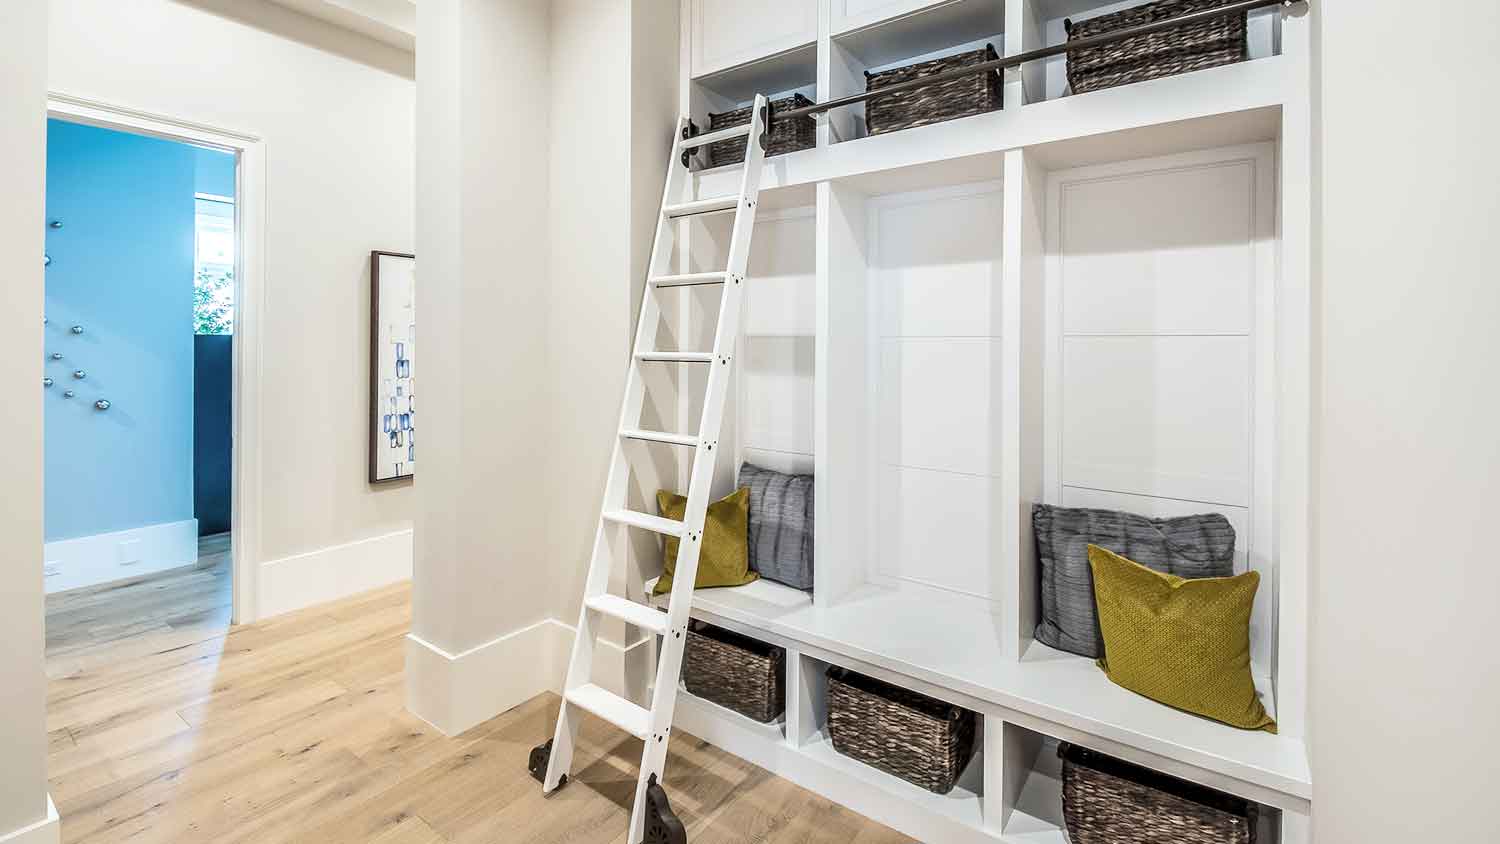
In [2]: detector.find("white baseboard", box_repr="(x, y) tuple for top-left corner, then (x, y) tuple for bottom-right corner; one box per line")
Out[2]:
(44, 519), (198, 594)
(0, 796), (59, 844)
(258, 528), (412, 619)
(405, 618), (654, 737)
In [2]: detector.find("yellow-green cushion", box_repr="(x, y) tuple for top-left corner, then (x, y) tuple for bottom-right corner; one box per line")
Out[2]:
(652, 487), (758, 595)
(1088, 544), (1276, 733)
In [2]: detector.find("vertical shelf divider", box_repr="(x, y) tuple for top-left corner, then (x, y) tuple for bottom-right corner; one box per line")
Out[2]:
(1000, 147), (1046, 661)
(1005, 0), (1045, 106)
(786, 649), (829, 748)
(814, 180), (873, 609)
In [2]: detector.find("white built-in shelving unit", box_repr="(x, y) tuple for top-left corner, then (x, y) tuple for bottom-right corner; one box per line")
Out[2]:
(638, 1), (1315, 841)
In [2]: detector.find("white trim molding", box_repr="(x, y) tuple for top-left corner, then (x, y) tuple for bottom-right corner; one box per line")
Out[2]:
(405, 619), (654, 737)
(43, 519), (198, 594)
(0, 796), (59, 844)
(258, 528), (412, 619)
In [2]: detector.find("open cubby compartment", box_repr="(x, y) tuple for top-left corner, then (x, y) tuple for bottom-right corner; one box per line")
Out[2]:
(997, 720), (1291, 843)
(670, 191), (817, 504)
(816, 167), (1008, 617)
(1029, 0), (1283, 102)
(1028, 132), (1283, 701)
(826, 0), (1006, 143)
(689, 44), (818, 174)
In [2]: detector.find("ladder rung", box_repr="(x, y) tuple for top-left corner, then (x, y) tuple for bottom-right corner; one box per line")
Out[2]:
(664, 196), (738, 218)
(602, 509), (684, 537)
(680, 123), (752, 151)
(651, 271), (728, 289)
(585, 594), (669, 636)
(564, 684), (653, 739)
(621, 429), (697, 447)
(637, 351), (713, 363)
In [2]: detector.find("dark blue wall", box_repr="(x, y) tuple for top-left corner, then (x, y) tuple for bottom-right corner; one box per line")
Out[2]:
(193, 335), (233, 536)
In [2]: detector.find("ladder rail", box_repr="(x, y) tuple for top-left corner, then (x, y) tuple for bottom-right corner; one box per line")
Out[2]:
(629, 94), (770, 844)
(541, 94), (771, 844)
(542, 113), (696, 794)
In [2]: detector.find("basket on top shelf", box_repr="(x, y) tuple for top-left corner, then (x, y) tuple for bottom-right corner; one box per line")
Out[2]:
(1061, 743), (1259, 844)
(826, 666), (977, 794)
(1065, 0), (1249, 95)
(704, 93), (816, 169)
(683, 621), (786, 723)
(865, 43), (1002, 137)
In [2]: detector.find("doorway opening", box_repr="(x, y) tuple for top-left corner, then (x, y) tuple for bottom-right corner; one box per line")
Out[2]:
(41, 95), (265, 669)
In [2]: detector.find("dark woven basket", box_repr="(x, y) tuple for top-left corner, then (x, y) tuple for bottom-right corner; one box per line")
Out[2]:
(1061, 743), (1258, 844)
(825, 667), (977, 794)
(705, 93), (816, 169)
(865, 44), (1002, 137)
(1065, 0), (1248, 95)
(682, 621), (785, 723)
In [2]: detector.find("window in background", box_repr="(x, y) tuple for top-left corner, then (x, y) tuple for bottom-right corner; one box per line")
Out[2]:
(194, 194), (235, 334)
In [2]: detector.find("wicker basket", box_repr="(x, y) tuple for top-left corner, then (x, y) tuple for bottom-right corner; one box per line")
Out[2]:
(1065, 0), (1248, 95)
(825, 667), (977, 794)
(865, 44), (1002, 137)
(705, 93), (816, 169)
(682, 621), (785, 723)
(1061, 743), (1258, 844)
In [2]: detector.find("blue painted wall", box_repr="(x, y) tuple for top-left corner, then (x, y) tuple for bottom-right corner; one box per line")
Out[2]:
(194, 146), (236, 198)
(44, 120), (197, 542)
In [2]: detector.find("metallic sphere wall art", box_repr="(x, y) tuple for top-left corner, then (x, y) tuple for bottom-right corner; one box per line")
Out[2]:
(369, 251), (416, 483)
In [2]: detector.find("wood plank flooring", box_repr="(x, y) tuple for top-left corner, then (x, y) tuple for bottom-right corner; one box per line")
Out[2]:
(45, 551), (913, 843)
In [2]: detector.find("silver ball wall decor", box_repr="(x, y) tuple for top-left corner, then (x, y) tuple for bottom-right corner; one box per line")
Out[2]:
(62, 390), (75, 399)
(43, 377), (54, 388)
(50, 352), (63, 361)
(72, 370), (87, 380)
(71, 325), (84, 335)
(94, 399), (111, 411)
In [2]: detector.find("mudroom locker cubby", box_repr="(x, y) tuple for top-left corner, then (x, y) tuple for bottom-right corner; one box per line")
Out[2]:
(640, 0), (1315, 841)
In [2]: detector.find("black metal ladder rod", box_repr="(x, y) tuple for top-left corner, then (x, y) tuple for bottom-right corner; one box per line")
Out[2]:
(773, 0), (1304, 124)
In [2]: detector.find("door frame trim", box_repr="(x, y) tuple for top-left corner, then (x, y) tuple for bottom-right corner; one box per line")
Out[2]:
(47, 92), (267, 624)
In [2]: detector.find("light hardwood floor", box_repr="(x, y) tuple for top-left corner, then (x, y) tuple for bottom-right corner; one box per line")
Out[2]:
(45, 550), (913, 843)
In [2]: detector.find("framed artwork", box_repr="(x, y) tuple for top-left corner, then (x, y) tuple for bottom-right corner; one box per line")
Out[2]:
(370, 251), (416, 483)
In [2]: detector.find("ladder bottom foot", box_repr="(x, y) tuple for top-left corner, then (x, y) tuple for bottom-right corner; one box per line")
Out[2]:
(643, 774), (687, 844)
(528, 739), (568, 791)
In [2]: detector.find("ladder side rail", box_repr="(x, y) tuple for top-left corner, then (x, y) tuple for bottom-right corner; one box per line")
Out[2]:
(628, 94), (770, 844)
(543, 116), (696, 793)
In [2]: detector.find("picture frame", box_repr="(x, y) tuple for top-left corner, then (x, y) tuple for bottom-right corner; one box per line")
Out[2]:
(369, 250), (416, 484)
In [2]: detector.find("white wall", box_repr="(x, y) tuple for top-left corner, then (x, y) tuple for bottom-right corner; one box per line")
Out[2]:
(1313, 1), (1500, 841)
(48, 0), (417, 614)
(409, 0), (680, 734)
(0, 2), (53, 838)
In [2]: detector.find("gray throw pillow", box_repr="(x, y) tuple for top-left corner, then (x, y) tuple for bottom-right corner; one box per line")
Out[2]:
(1033, 504), (1235, 658)
(739, 463), (815, 591)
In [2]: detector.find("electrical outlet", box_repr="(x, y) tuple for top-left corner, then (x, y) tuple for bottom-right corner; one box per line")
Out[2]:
(117, 538), (143, 565)
(44, 562), (61, 578)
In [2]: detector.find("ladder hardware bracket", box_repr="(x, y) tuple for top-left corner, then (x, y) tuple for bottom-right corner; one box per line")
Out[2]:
(529, 740), (568, 791)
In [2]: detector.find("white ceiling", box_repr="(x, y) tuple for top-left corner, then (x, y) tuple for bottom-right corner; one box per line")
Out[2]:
(265, 0), (415, 51)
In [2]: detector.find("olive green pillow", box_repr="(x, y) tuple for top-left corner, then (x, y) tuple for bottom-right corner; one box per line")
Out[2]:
(652, 487), (758, 595)
(1088, 544), (1276, 733)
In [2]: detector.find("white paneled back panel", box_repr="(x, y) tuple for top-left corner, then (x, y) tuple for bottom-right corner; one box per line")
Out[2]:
(871, 183), (1005, 605)
(738, 208), (817, 479)
(691, 0), (818, 77)
(1046, 143), (1277, 676)
(1061, 334), (1250, 506)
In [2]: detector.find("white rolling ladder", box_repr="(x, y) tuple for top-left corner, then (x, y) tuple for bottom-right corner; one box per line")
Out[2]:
(529, 95), (770, 844)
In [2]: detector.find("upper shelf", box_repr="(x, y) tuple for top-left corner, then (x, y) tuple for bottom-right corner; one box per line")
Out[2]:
(650, 575), (1311, 808)
(693, 53), (1289, 198)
